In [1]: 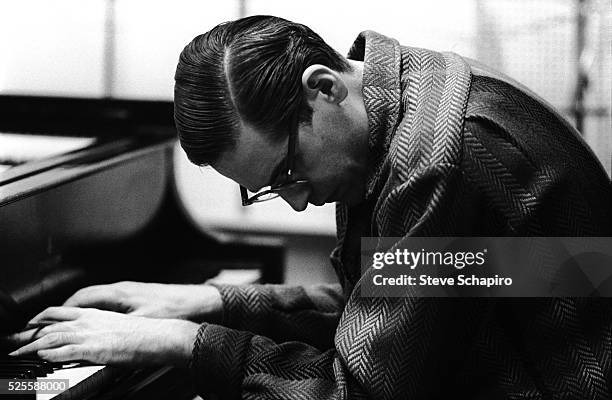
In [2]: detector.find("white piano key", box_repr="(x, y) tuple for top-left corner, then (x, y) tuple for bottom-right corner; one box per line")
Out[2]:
(36, 364), (105, 400)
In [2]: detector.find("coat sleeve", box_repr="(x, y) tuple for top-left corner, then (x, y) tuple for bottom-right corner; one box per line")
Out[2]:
(190, 296), (489, 400)
(190, 322), (362, 400)
(210, 283), (345, 350)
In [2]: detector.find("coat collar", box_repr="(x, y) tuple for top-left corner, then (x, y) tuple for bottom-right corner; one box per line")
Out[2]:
(347, 31), (403, 199)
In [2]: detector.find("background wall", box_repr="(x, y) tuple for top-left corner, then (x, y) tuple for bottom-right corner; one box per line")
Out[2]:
(2, 0), (610, 284)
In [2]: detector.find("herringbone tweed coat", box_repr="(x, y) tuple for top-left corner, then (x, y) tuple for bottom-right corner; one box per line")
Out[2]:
(191, 32), (612, 399)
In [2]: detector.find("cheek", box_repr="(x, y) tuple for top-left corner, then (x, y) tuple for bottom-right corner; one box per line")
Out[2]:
(301, 112), (350, 181)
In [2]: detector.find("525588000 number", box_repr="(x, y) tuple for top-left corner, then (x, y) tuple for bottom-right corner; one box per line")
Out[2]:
(0, 379), (69, 395)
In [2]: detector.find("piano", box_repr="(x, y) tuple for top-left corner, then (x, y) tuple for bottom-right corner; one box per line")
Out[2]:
(0, 95), (285, 399)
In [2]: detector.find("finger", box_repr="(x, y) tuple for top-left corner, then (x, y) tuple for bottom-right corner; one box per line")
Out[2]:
(7, 321), (78, 347)
(23, 321), (54, 330)
(64, 286), (126, 312)
(27, 306), (83, 326)
(3, 322), (77, 351)
(9, 331), (81, 357)
(38, 345), (89, 363)
(24, 317), (77, 330)
(4, 327), (44, 347)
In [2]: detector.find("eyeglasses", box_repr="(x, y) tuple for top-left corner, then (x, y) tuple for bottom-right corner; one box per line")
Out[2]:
(240, 125), (309, 206)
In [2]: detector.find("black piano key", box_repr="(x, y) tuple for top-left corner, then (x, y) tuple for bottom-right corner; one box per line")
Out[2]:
(1, 362), (52, 375)
(0, 367), (46, 377)
(0, 356), (57, 375)
(19, 370), (36, 379)
(0, 367), (37, 378)
(1, 355), (56, 365)
(0, 372), (30, 379)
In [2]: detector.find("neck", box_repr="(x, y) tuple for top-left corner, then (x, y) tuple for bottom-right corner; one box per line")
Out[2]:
(343, 60), (369, 171)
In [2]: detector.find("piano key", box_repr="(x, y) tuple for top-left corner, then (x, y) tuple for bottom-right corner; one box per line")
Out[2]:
(0, 372), (32, 378)
(0, 365), (50, 373)
(0, 366), (47, 377)
(18, 370), (36, 379)
(35, 364), (106, 400)
(0, 357), (56, 375)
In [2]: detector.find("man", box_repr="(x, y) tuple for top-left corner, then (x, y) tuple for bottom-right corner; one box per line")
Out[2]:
(7, 15), (611, 399)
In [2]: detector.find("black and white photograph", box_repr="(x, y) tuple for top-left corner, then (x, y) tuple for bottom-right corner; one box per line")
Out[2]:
(1, 1), (611, 399)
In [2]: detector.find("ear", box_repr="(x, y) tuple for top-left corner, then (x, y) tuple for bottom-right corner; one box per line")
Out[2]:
(301, 64), (348, 107)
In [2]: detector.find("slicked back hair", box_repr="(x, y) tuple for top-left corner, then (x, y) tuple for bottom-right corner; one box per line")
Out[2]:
(174, 15), (351, 166)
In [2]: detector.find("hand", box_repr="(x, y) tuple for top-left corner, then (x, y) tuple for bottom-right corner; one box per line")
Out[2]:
(63, 281), (222, 322)
(5, 307), (199, 367)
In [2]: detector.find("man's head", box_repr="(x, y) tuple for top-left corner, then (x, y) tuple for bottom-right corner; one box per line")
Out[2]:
(174, 15), (369, 210)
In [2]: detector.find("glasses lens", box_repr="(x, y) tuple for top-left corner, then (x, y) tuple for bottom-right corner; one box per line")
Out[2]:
(242, 180), (309, 206)
(251, 191), (280, 203)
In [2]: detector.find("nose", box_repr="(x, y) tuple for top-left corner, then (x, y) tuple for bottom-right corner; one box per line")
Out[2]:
(279, 186), (312, 212)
